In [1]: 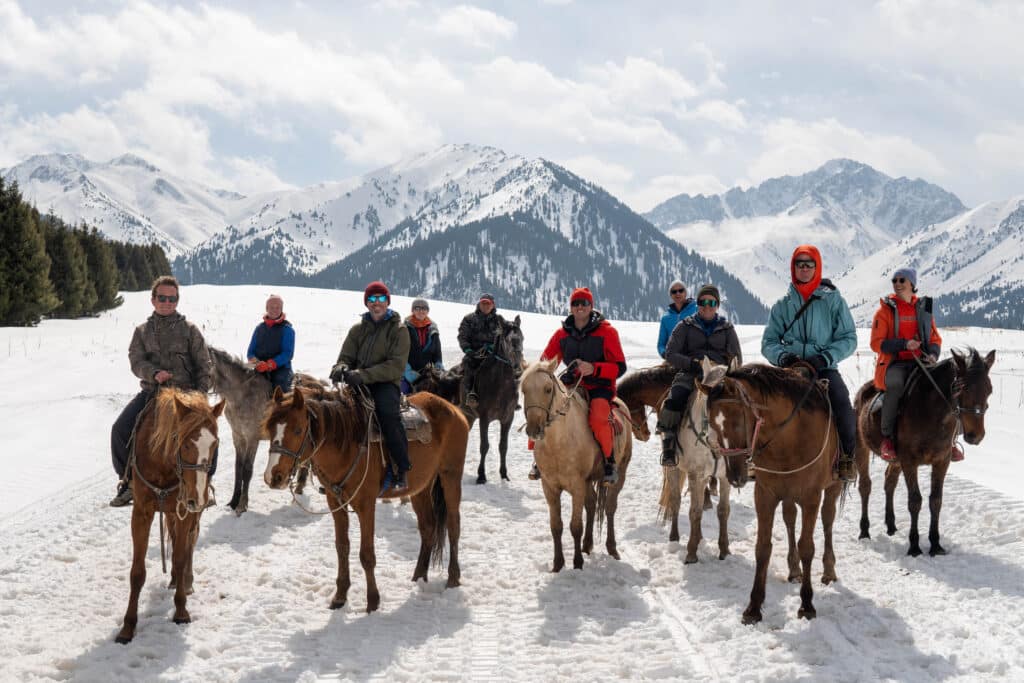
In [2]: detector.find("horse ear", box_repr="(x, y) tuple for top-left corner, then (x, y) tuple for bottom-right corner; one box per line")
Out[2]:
(273, 386), (285, 403)
(951, 349), (966, 373)
(984, 349), (996, 369)
(514, 314), (521, 327)
(544, 357), (559, 373)
(729, 356), (740, 372)
(292, 388), (305, 410)
(173, 394), (189, 420)
(701, 357), (714, 376)
(211, 398), (226, 419)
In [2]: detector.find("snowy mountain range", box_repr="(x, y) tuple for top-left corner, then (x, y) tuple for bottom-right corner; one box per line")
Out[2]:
(2, 145), (767, 322)
(645, 159), (966, 305)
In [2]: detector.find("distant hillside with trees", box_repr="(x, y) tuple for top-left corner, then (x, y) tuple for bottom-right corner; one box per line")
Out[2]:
(0, 178), (171, 325)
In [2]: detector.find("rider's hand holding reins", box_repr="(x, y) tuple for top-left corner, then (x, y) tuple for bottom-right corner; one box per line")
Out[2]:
(154, 370), (173, 384)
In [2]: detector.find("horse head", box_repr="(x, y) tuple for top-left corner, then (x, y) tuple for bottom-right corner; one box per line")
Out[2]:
(521, 358), (561, 440)
(262, 386), (313, 489)
(497, 315), (525, 371)
(952, 348), (996, 445)
(698, 360), (751, 488)
(163, 392), (225, 513)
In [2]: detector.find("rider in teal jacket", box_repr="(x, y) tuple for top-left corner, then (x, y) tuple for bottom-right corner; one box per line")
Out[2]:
(761, 245), (857, 482)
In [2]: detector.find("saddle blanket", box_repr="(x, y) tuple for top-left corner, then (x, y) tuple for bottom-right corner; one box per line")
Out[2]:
(368, 403), (432, 444)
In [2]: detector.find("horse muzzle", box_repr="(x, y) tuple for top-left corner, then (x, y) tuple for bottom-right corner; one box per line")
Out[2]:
(964, 431), (983, 445)
(265, 470), (288, 489)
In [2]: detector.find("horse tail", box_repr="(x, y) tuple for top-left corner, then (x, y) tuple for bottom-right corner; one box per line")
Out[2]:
(657, 467), (681, 526)
(428, 475), (448, 569)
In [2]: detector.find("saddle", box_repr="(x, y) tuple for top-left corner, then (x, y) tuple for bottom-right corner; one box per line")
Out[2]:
(570, 386), (628, 436)
(367, 400), (433, 444)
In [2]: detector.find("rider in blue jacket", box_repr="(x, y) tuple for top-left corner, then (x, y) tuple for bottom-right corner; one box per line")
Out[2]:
(657, 280), (697, 358)
(761, 245), (857, 483)
(247, 294), (295, 393)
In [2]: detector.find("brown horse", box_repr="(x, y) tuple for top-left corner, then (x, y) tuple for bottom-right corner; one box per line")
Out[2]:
(521, 359), (632, 571)
(702, 364), (846, 624)
(616, 362), (674, 442)
(855, 348), (995, 556)
(262, 386), (469, 611)
(116, 389), (225, 643)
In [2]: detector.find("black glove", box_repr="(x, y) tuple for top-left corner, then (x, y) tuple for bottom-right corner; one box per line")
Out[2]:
(344, 369), (365, 387)
(689, 357), (702, 374)
(777, 352), (798, 368)
(559, 369), (577, 385)
(329, 365), (347, 383)
(808, 355), (828, 372)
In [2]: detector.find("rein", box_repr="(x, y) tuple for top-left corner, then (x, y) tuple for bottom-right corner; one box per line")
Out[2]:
(521, 362), (585, 431)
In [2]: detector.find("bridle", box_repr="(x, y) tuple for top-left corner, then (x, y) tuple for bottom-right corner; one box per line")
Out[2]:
(522, 364), (584, 431)
(268, 406), (318, 483)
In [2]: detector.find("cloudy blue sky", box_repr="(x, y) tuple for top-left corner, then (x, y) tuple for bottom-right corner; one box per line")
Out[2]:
(2, 0), (1021, 210)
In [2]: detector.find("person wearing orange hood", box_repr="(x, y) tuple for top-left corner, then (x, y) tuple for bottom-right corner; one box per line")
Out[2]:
(869, 267), (953, 463)
(761, 245), (858, 482)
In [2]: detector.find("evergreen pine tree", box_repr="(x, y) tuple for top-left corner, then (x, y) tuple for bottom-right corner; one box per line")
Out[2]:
(45, 219), (93, 318)
(79, 225), (122, 310)
(0, 180), (59, 325)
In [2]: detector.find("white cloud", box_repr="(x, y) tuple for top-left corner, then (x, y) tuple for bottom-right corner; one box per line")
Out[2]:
(749, 117), (946, 184)
(975, 125), (1024, 170)
(223, 157), (295, 195)
(430, 5), (516, 48)
(682, 100), (747, 131)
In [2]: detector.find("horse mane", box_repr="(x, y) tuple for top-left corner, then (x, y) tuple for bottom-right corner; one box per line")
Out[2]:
(618, 363), (675, 399)
(726, 364), (830, 413)
(149, 389), (216, 459)
(305, 389), (368, 447)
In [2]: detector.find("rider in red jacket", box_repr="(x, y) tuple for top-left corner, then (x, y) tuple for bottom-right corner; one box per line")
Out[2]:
(534, 286), (627, 484)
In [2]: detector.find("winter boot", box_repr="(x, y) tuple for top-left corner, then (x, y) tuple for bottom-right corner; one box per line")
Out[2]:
(528, 462), (541, 480)
(836, 453), (856, 483)
(656, 408), (683, 467)
(109, 482), (133, 507)
(602, 457), (618, 486)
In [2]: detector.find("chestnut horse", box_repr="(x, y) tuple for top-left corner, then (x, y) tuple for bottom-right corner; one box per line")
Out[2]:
(262, 386), (469, 611)
(703, 364), (846, 624)
(855, 348), (995, 556)
(521, 359), (632, 571)
(116, 389), (225, 643)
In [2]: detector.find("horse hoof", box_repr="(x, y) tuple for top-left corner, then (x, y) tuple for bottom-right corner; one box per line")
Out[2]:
(886, 526), (897, 537)
(446, 577), (461, 588)
(929, 545), (947, 556)
(476, 475), (487, 485)
(366, 598), (380, 613)
(114, 632), (133, 644)
(908, 547), (923, 557)
(412, 572), (427, 583)
(797, 607), (817, 620)
(741, 611), (762, 625)
(858, 530), (870, 540)
(669, 532), (679, 543)
(329, 599), (346, 610)
(684, 555), (698, 565)
(821, 574), (837, 585)
(788, 574), (803, 584)
(173, 614), (191, 625)
(607, 548), (620, 560)
(718, 550), (730, 560)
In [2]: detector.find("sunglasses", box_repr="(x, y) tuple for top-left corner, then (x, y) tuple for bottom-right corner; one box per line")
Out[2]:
(412, 305), (429, 311)
(892, 277), (908, 284)
(670, 288), (686, 295)
(155, 295), (179, 303)
(794, 260), (816, 269)
(366, 294), (388, 303)
(571, 300), (592, 308)
(698, 299), (718, 308)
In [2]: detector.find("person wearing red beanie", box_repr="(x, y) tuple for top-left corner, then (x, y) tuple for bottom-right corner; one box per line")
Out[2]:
(532, 287), (627, 485)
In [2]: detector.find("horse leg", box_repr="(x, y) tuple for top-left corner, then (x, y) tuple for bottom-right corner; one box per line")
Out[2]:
(570, 486), (586, 570)
(782, 499), (801, 583)
(884, 463), (900, 536)
(356, 501), (380, 612)
(743, 485), (778, 625)
(328, 506), (351, 609)
(237, 444), (256, 515)
(442, 473), (463, 588)
(497, 419), (511, 481)
(582, 485), (596, 555)
(604, 480), (622, 561)
(664, 466), (681, 543)
(476, 418), (490, 485)
(228, 433), (248, 511)
(857, 440), (872, 539)
(410, 490), (434, 583)
(928, 460), (950, 556)
(182, 520), (198, 596)
(821, 484), (839, 584)
(715, 472), (731, 560)
(116, 503), (154, 643)
(902, 465), (924, 557)
(543, 482), (565, 572)
(684, 471), (705, 564)
(171, 517), (194, 625)
(797, 491), (823, 620)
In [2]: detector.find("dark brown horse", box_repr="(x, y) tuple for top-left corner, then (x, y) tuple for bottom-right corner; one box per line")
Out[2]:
(116, 389), (225, 643)
(262, 386), (469, 611)
(703, 364), (846, 624)
(855, 348), (995, 556)
(616, 362), (674, 442)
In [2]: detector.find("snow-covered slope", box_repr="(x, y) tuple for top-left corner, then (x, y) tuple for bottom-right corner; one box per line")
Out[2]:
(1, 153), (246, 256)
(646, 160), (966, 304)
(840, 196), (1024, 328)
(1, 286), (1022, 681)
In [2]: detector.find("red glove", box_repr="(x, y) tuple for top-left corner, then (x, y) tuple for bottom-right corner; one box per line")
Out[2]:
(255, 359), (278, 373)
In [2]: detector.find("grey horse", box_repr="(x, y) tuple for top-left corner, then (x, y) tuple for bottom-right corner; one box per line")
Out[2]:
(209, 346), (318, 514)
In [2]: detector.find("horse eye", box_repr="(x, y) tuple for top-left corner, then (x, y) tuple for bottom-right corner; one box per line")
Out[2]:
(293, 427), (302, 436)
(544, 386), (552, 394)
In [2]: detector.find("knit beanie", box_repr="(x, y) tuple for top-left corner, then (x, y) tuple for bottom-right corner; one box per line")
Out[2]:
(668, 279), (686, 295)
(696, 284), (720, 303)
(570, 287), (594, 306)
(893, 267), (917, 290)
(364, 280), (390, 305)
(411, 297), (429, 311)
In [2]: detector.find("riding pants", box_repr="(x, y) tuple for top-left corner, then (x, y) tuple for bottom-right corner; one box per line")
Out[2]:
(368, 382), (411, 473)
(267, 365), (293, 394)
(111, 389), (220, 479)
(663, 372), (697, 412)
(880, 360), (914, 438)
(818, 368), (857, 456)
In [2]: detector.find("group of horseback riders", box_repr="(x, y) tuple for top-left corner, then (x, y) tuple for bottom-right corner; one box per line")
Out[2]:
(108, 242), (952, 506)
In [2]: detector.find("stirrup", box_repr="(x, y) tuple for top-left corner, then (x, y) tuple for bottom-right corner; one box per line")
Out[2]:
(528, 462), (541, 480)
(602, 461), (618, 486)
(660, 432), (678, 467)
(950, 443), (965, 462)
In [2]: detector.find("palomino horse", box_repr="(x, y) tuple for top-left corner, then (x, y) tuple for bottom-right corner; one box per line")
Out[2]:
(209, 346), (323, 514)
(521, 358), (632, 571)
(703, 364), (846, 624)
(660, 357), (736, 564)
(116, 389), (225, 643)
(262, 386), (469, 610)
(855, 348), (995, 556)
(415, 316), (524, 484)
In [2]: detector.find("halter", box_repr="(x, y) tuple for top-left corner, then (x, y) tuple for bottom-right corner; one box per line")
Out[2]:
(522, 364), (584, 431)
(268, 406), (317, 482)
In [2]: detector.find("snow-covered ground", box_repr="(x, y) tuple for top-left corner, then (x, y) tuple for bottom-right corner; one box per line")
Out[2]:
(2, 285), (1023, 682)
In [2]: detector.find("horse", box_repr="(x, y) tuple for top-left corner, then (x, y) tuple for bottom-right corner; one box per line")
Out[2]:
(521, 358), (633, 571)
(262, 385), (469, 611)
(116, 389), (225, 643)
(854, 348), (995, 556)
(208, 346), (322, 514)
(416, 315), (524, 484)
(659, 357), (736, 563)
(702, 363), (847, 624)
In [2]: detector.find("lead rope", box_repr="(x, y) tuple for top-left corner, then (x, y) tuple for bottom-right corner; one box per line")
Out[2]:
(749, 394), (834, 476)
